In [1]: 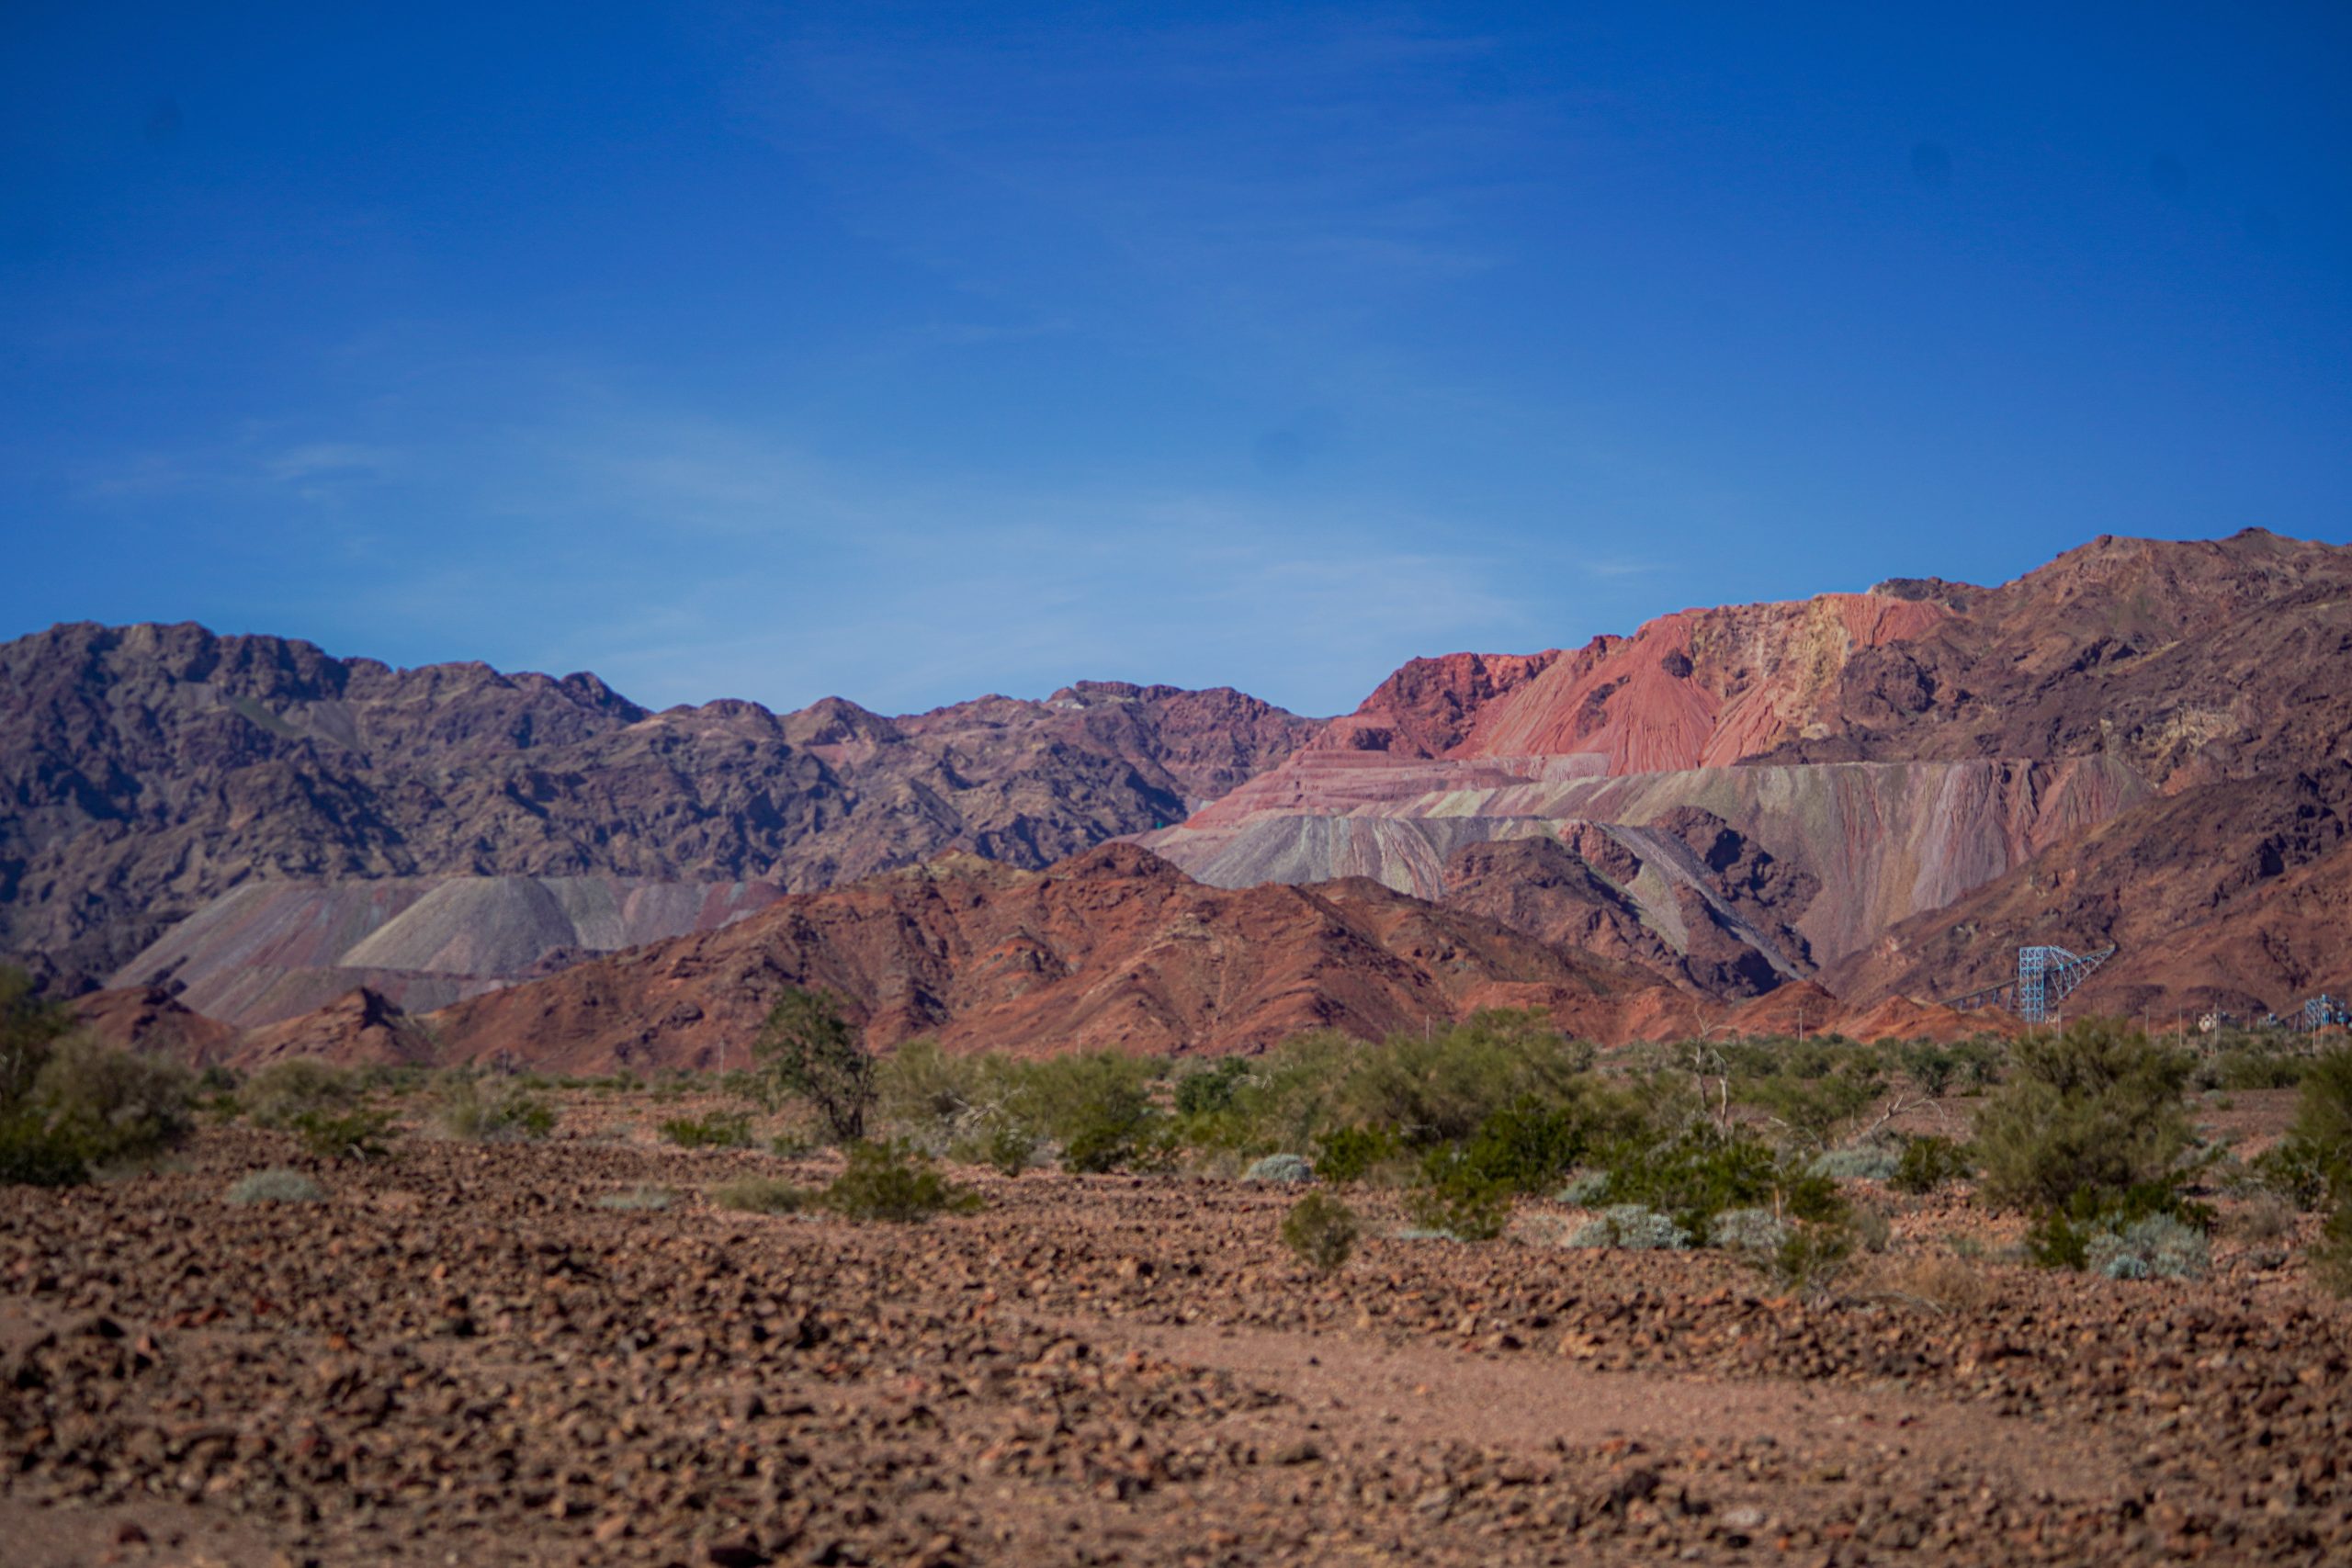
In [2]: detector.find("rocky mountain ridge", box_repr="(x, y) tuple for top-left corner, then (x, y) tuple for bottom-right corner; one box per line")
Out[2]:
(0, 621), (1320, 995)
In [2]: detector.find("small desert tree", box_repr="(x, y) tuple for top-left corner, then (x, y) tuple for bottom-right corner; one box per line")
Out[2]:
(749, 988), (874, 1145)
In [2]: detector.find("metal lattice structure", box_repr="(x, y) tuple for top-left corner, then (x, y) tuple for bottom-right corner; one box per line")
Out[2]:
(2016, 944), (2112, 1025)
(1941, 942), (2117, 1021)
(2305, 994), (2350, 1032)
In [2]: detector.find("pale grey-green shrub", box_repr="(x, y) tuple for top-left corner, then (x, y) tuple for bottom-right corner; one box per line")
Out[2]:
(1567, 1203), (1690, 1250)
(1810, 1145), (1900, 1182)
(226, 1168), (322, 1205)
(1709, 1206), (1791, 1254)
(1245, 1153), (1314, 1185)
(1555, 1169), (1610, 1206)
(2086, 1213), (2211, 1280)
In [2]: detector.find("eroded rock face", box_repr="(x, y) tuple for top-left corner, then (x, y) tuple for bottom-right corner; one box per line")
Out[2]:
(0, 624), (1320, 994)
(1142, 530), (2352, 1016)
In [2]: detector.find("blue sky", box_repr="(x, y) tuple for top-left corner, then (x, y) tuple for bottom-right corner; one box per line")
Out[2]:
(4, 3), (2346, 716)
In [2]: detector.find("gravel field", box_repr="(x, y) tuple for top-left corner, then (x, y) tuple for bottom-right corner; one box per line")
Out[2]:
(3, 1096), (2346, 1566)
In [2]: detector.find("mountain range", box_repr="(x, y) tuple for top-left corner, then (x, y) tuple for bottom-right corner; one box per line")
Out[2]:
(7, 528), (2348, 1065)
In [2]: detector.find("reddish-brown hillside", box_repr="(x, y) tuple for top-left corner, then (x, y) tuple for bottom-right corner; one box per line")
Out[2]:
(324, 845), (1703, 1073)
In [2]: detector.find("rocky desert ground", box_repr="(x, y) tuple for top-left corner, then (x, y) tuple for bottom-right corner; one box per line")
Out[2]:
(4, 1085), (2346, 1568)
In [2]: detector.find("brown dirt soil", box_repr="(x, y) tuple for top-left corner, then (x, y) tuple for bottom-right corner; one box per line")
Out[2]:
(4, 1098), (2348, 1565)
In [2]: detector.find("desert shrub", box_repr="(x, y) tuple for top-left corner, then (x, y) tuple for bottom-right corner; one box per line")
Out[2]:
(821, 1139), (983, 1223)
(1340, 1010), (1596, 1146)
(1281, 1190), (1359, 1273)
(2203, 1044), (2310, 1092)
(2026, 1178), (2213, 1270)
(1810, 1144), (1900, 1182)
(437, 1078), (556, 1142)
(1454, 1090), (1645, 1195)
(240, 1059), (360, 1128)
(970, 1120), (1039, 1177)
(0, 1111), (96, 1187)
(1403, 1146), (1513, 1241)
(597, 1186), (676, 1212)
(876, 1038), (978, 1147)
(1892, 1134), (1972, 1195)
(1566, 1204), (1690, 1250)
(196, 1064), (243, 1095)
(2086, 1213), (2211, 1280)
(1897, 1043), (1961, 1100)
(288, 1106), (397, 1161)
(1595, 1127), (1842, 1246)
(1173, 1057), (1251, 1119)
(1947, 1039), (2007, 1090)
(1706, 1206), (1789, 1254)
(1875, 1253), (1990, 1313)
(1738, 1061), (1883, 1155)
(1312, 1124), (1402, 1186)
(1761, 1221), (1857, 1297)
(2265, 1051), (2352, 1207)
(0, 965), (74, 1107)
(711, 1177), (812, 1215)
(1973, 1019), (2196, 1214)
(747, 988), (875, 1144)
(2231, 1192), (2298, 1245)
(660, 1111), (753, 1149)
(226, 1168), (323, 1205)
(1244, 1153), (1314, 1185)
(1554, 1169), (1611, 1206)
(32, 1035), (195, 1168)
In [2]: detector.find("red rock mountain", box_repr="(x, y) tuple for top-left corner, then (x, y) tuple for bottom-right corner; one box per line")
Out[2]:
(0, 622), (1318, 995)
(18, 528), (2352, 1057)
(1139, 530), (2352, 1020)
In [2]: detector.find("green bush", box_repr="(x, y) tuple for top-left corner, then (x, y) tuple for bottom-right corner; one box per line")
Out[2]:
(821, 1139), (984, 1223)
(1566, 1203), (1690, 1250)
(2025, 1179), (2213, 1270)
(2203, 1044), (2310, 1092)
(1762, 1220), (1857, 1297)
(1454, 1090), (1642, 1194)
(659, 1111), (753, 1149)
(747, 988), (875, 1144)
(711, 1177), (812, 1215)
(437, 1077), (556, 1142)
(1594, 1126), (1842, 1246)
(1312, 1124), (1401, 1186)
(876, 1038), (978, 1146)
(1892, 1134), (1972, 1195)
(226, 1168), (323, 1205)
(0, 1110), (96, 1187)
(972, 1119), (1038, 1177)
(1174, 1058), (1251, 1118)
(1403, 1145), (1513, 1241)
(1737, 1061), (1883, 1155)
(1897, 1043), (1961, 1099)
(240, 1059), (359, 1128)
(1340, 1010), (1596, 1147)
(288, 1106), (397, 1161)
(0, 965), (74, 1107)
(1281, 1190), (1360, 1273)
(31, 1035), (195, 1168)
(1973, 1020), (2195, 1214)
(1244, 1152), (1314, 1185)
